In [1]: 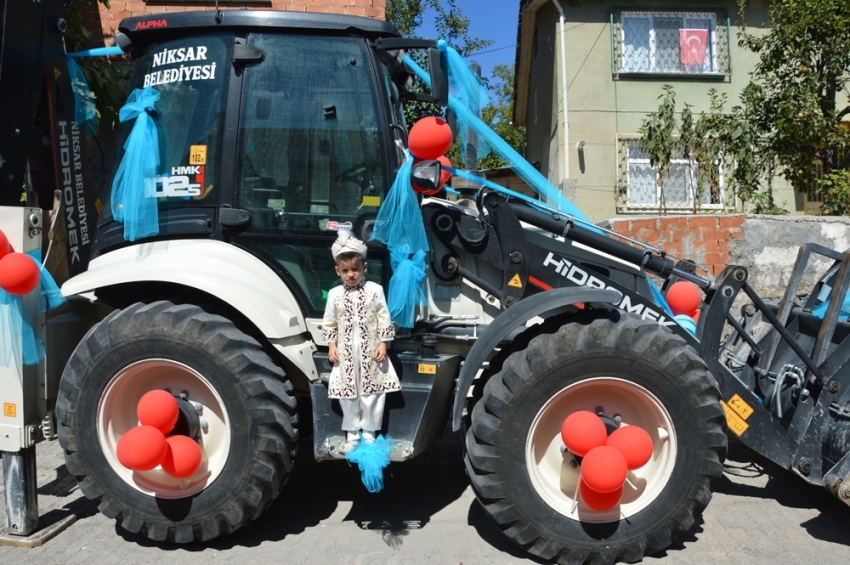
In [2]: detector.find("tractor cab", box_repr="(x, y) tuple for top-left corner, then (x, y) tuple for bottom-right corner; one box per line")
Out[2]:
(98, 11), (442, 317)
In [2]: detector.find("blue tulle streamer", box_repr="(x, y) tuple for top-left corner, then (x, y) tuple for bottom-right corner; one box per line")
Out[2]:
(403, 45), (684, 315)
(346, 434), (393, 493)
(0, 250), (65, 368)
(66, 47), (124, 136)
(111, 87), (161, 242)
(812, 292), (850, 320)
(442, 40), (492, 161)
(371, 152), (429, 252)
(405, 49), (593, 222)
(370, 151), (429, 326)
(388, 246), (427, 328)
(66, 56), (99, 136)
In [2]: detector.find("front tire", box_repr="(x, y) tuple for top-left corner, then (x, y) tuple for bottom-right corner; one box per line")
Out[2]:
(56, 301), (299, 542)
(465, 311), (726, 564)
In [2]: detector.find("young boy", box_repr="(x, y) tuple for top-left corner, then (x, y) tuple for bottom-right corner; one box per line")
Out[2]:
(322, 234), (400, 454)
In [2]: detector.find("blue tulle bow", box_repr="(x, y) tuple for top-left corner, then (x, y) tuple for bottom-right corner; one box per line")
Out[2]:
(346, 434), (393, 493)
(388, 246), (427, 328)
(111, 87), (161, 242)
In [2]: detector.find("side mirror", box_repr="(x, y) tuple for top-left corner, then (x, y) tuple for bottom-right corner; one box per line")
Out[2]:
(411, 160), (442, 193)
(428, 47), (449, 107)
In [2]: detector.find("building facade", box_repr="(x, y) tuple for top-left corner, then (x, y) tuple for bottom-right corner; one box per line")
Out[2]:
(513, 0), (806, 222)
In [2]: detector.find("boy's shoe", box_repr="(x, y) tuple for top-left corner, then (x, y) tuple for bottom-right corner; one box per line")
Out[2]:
(340, 432), (360, 455)
(362, 431), (376, 444)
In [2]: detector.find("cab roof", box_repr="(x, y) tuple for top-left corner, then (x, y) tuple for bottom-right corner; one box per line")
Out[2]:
(119, 9), (401, 45)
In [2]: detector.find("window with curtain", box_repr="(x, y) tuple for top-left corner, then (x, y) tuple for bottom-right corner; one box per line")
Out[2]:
(617, 138), (725, 212)
(613, 9), (730, 76)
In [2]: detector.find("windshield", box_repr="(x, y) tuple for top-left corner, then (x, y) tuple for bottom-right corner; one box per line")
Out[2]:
(101, 33), (230, 225)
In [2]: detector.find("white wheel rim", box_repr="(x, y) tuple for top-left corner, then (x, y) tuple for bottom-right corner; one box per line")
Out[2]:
(525, 377), (677, 523)
(97, 359), (231, 499)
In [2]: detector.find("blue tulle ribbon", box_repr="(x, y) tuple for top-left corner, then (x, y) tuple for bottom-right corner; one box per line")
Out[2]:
(346, 434), (393, 493)
(404, 47), (591, 221)
(0, 250), (65, 368)
(371, 152), (429, 252)
(66, 46), (124, 136)
(388, 246), (427, 328)
(442, 40), (492, 161)
(111, 87), (161, 242)
(66, 56), (99, 136)
(370, 151), (430, 326)
(812, 292), (850, 320)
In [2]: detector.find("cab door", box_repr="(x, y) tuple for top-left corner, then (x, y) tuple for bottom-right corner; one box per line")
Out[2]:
(231, 33), (396, 317)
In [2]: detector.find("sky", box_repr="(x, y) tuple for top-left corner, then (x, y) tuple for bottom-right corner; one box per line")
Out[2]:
(417, 0), (522, 81)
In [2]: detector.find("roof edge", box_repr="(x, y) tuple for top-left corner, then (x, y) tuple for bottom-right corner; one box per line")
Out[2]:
(514, 0), (551, 127)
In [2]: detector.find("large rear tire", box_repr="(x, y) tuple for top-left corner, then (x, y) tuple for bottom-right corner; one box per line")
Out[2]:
(465, 311), (726, 565)
(56, 301), (298, 542)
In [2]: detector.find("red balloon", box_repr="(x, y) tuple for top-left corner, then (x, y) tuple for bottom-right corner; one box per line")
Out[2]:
(692, 309), (700, 323)
(581, 445), (628, 493)
(161, 435), (203, 479)
(137, 390), (179, 434)
(438, 155), (452, 187)
(116, 425), (168, 471)
(0, 252), (40, 295)
(666, 281), (701, 317)
(607, 425), (654, 470)
(0, 230), (9, 261)
(561, 411), (608, 457)
(579, 479), (624, 511)
(408, 117), (453, 160)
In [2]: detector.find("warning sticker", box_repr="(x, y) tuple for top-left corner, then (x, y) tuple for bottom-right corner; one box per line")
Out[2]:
(418, 364), (437, 374)
(3, 403), (16, 418)
(508, 274), (523, 288)
(727, 394), (754, 420)
(720, 400), (749, 436)
(189, 145), (207, 165)
(363, 196), (381, 207)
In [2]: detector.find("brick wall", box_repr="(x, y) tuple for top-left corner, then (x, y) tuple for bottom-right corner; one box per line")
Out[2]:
(87, 0), (386, 43)
(600, 215), (746, 277)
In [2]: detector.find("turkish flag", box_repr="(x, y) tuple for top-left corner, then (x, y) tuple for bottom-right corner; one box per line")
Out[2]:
(680, 29), (708, 65)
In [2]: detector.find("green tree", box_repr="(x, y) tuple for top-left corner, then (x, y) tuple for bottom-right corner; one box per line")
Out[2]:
(738, 0), (850, 213)
(638, 85), (678, 214)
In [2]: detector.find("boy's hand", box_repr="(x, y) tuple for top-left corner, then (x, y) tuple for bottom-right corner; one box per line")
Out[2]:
(373, 342), (387, 362)
(328, 342), (339, 363)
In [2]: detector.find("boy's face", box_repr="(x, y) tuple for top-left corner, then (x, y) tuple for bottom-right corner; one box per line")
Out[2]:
(335, 257), (366, 287)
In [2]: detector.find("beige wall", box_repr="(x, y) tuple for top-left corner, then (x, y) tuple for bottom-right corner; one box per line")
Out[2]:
(522, 0), (799, 222)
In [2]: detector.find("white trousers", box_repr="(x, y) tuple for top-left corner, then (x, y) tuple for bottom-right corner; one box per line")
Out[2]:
(337, 337), (386, 433)
(340, 393), (385, 433)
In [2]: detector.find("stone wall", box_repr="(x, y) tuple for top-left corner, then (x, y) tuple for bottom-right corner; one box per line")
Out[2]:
(600, 214), (850, 300)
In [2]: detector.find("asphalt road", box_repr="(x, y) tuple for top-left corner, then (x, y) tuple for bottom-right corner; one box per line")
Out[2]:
(1, 430), (849, 565)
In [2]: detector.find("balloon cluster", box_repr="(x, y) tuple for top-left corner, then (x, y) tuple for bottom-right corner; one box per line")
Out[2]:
(408, 116), (453, 195)
(561, 410), (654, 511)
(115, 390), (203, 479)
(667, 281), (702, 334)
(0, 230), (40, 296)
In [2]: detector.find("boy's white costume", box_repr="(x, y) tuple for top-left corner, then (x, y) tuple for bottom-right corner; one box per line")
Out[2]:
(322, 235), (400, 433)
